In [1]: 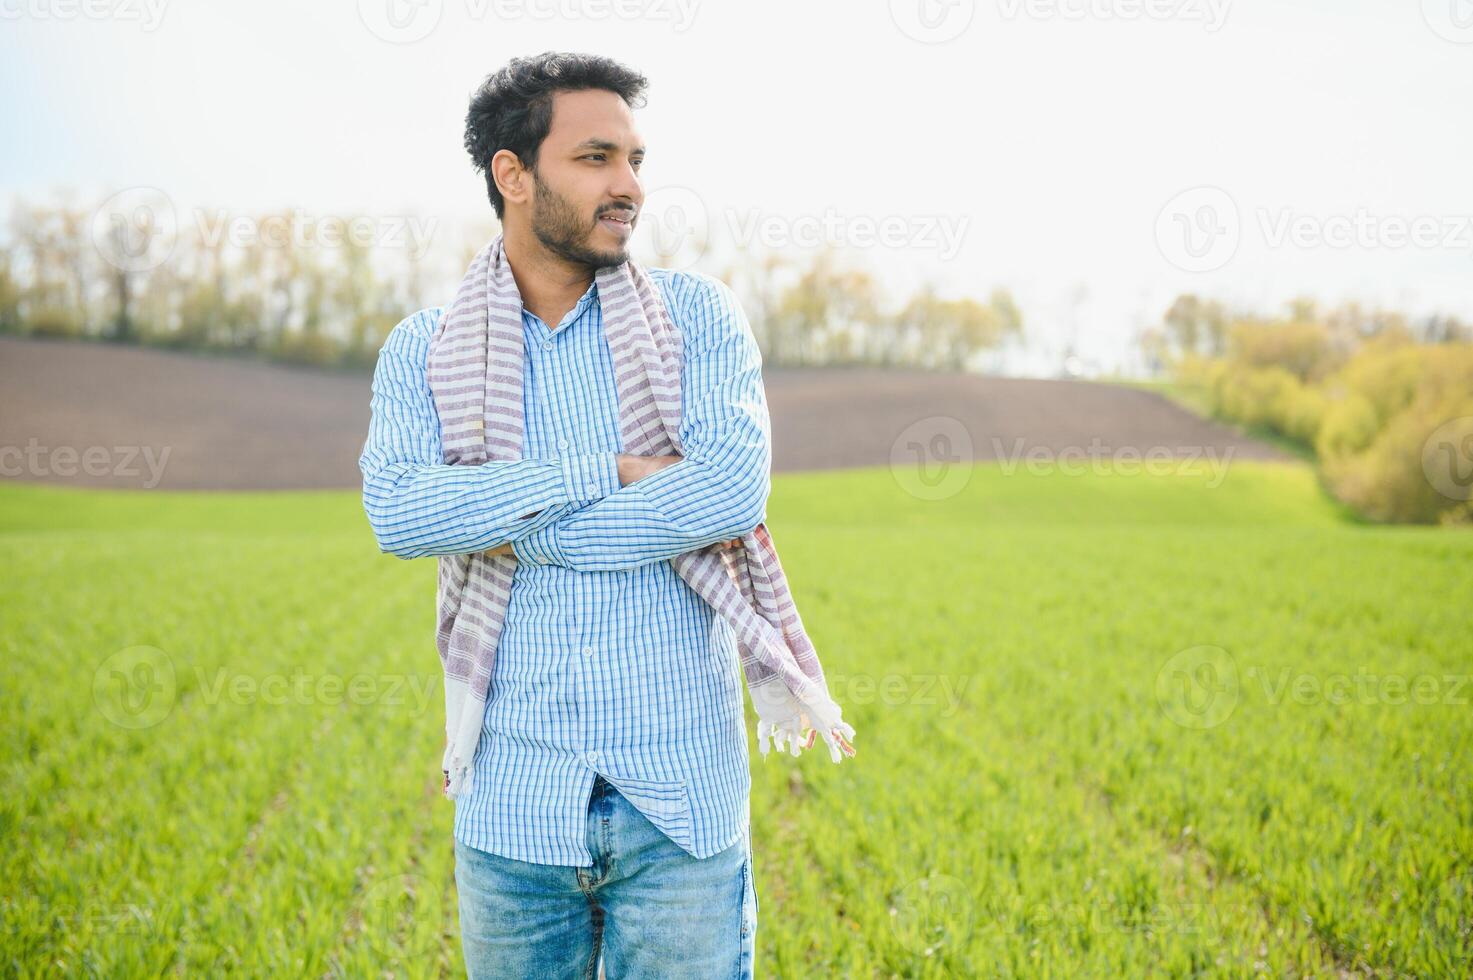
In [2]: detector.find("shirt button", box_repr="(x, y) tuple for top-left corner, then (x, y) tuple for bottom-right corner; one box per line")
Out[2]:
(543, 339), (553, 350)
(558, 438), (569, 450)
(582, 645), (594, 657)
(587, 750), (599, 765)
(586, 482), (598, 496)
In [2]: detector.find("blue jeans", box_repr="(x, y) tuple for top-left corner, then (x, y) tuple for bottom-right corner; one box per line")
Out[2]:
(453, 774), (758, 979)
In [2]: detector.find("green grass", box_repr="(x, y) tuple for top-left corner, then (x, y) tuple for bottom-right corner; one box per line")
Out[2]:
(3, 460), (1470, 978)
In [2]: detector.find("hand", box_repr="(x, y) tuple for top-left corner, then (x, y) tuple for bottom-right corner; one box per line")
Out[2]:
(617, 453), (682, 486)
(751, 678), (857, 764)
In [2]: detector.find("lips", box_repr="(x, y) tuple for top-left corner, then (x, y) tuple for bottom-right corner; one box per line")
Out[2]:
(599, 211), (634, 235)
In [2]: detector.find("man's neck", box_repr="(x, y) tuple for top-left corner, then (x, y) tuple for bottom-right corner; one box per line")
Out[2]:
(502, 223), (594, 332)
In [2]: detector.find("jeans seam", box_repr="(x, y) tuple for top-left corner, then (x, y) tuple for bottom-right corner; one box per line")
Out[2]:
(583, 895), (604, 980)
(736, 854), (752, 980)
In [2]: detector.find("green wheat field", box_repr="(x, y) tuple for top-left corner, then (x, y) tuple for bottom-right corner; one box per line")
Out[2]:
(2, 460), (1470, 978)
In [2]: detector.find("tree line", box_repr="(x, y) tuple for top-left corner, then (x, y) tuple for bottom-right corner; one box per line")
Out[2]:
(0, 194), (1022, 373)
(1146, 293), (1473, 525)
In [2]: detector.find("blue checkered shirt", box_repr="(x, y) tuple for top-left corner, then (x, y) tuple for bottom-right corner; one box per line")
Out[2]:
(359, 269), (768, 867)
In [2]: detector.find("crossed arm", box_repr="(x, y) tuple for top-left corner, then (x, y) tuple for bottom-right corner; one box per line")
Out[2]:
(358, 279), (771, 568)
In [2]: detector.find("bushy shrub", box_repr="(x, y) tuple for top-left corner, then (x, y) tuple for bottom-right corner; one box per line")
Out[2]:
(1322, 392), (1473, 524)
(1280, 384), (1328, 446)
(1200, 360), (1317, 450)
(1328, 335), (1428, 428)
(1316, 345), (1473, 524)
(1227, 318), (1339, 382)
(1169, 299), (1473, 525)
(1215, 364), (1303, 431)
(1315, 393), (1379, 460)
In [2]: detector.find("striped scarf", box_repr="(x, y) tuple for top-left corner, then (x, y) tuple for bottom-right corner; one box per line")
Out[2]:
(426, 233), (856, 799)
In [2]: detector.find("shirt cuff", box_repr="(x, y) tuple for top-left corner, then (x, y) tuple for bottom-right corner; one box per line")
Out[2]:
(559, 451), (620, 504)
(512, 522), (560, 566)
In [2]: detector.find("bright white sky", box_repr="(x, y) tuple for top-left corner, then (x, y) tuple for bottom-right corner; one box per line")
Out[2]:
(4, 0), (1471, 376)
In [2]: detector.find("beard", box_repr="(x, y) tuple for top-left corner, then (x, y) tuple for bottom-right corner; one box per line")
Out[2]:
(529, 169), (631, 270)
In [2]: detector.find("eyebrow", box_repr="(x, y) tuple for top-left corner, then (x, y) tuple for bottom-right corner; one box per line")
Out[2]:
(572, 139), (646, 154)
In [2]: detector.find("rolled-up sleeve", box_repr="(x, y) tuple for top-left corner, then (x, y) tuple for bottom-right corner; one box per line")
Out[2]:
(358, 309), (622, 559)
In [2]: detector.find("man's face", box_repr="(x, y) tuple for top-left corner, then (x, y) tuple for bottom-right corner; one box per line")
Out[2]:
(526, 88), (645, 270)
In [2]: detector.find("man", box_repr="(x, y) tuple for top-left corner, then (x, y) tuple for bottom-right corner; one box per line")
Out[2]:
(359, 52), (767, 978)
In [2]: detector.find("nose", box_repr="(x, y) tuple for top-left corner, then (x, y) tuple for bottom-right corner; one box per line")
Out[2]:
(608, 159), (642, 208)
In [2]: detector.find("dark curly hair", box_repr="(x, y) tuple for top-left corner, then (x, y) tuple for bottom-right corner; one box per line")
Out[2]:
(464, 52), (650, 220)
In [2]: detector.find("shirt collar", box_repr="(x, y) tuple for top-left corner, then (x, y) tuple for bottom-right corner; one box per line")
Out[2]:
(526, 278), (600, 336)
(570, 278), (599, 320)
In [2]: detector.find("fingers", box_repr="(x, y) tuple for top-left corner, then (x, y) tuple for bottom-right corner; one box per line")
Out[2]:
(758, 717), (858, 763)
(817, 727), (858, 763)
(767, 720), (802, 757)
